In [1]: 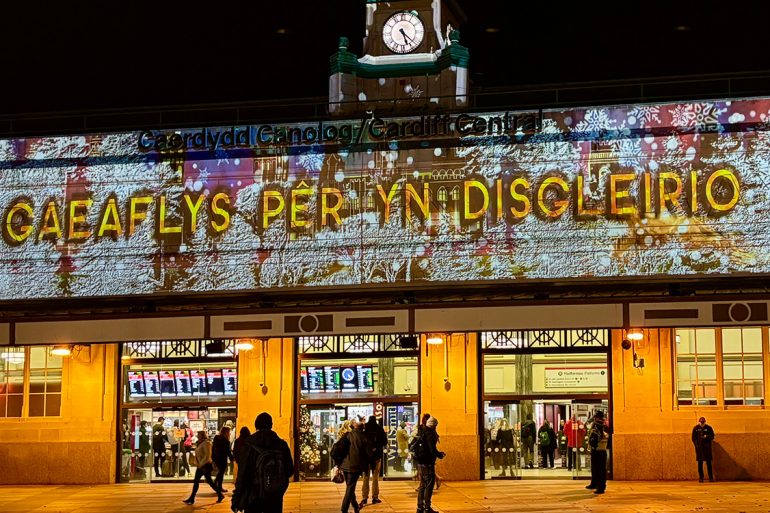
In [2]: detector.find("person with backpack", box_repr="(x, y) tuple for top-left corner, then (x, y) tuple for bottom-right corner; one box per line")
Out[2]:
(334, 418), (370, 513)
(412, 416), (445, 513)
(520, 414), (536, 469)
(231, 413), (293, 513)
(360, 416), (388, 507)
(183, 431), (224, 505)
(586, 411), (610, 494)
(213, 426), (234, 494)
(537, 420), (556, 469)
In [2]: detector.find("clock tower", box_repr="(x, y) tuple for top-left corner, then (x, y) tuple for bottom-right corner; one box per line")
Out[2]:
(329, 0), (469, 116)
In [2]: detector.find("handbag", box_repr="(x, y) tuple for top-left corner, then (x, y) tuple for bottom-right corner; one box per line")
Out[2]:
(331, 466), (345, 484)
(188, 453), (198, 467)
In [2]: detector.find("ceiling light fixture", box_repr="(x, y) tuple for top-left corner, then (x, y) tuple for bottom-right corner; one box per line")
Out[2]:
(51, 345), (72, 356)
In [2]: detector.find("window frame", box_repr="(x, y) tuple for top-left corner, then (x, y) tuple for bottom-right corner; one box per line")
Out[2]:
(673, 326), (769, 410)
(0, 346), (65, 419)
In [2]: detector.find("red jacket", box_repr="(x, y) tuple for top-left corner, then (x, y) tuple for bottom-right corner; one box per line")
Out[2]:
(564, 420), (586, 448)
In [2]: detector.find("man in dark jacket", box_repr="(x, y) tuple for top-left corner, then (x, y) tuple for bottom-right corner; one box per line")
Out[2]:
(339, 419), (371, 513)
(416, 416), (445, 513)
(231, 413), (293, 513)
(520, 414), (536, 469)
(692, 416), (715, 482)
(360, 416), (388, 507)
(152, 416), (167, 478)
(586, 411), (610, 495)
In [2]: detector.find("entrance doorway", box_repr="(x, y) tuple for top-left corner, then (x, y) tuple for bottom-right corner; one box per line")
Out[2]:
(483, 399), (607, 479)
(300, 401), (419, 480)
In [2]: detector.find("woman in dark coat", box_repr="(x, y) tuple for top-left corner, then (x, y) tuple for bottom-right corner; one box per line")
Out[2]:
(232, 426), (250, 480)
(691, 416), (715, 482)
(212, 426), (233, 494)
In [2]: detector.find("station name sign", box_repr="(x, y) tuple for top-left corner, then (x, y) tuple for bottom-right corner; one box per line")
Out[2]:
(136, 112), (541, 152)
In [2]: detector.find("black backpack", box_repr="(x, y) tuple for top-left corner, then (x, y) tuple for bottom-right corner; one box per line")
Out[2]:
(408, 432), (429, 463)
(247, 442), (288, 501)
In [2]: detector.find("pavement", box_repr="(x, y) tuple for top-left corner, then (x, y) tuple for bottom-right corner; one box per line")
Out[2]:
(1, 479), (769, 513)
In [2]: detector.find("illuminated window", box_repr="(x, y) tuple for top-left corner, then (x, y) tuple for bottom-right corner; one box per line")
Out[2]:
(675, 327), (764, 407)
(450, 186), (460, 201)
(437, 187), (448, 202)
(0, 346), (63, 418)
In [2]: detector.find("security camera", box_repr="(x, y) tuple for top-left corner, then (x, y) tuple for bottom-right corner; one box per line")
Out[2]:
(621, 339), (632, 350)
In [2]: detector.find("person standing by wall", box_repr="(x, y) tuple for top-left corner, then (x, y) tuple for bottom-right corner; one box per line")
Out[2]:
(692, 416), (715, 482)
(586, 411), (609, 495)
(183, 431), (223, 505)
(414, 416), (445, 513)
(520, 414), (536, 469)
(232, 426), (251, 482)
(360, 416), (387, 507)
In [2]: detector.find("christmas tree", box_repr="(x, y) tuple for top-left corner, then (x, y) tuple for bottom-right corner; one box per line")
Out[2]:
(298, 405), (320, 474)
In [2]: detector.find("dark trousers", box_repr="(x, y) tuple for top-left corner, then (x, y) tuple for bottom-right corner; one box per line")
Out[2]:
(187, 463), (221, 500)
(417, 464), (436, 510)
(540, 447), (554, 468)
(698, 460), (713, 481)
(245, 499), (283, 513)
(567, 447), (579, 470)
(153, 444), (165, 476)
(214, 458), (228, 492)
(341, 471), (361, 513)
(589, 450), (608, 491)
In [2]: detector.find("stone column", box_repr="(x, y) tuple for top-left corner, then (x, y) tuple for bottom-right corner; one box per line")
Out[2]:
(420, 332), (479, 480)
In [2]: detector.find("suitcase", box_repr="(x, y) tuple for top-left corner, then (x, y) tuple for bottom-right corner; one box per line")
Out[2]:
(161, 459), (174, 477)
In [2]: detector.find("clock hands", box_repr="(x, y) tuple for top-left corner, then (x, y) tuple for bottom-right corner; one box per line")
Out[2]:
(399, 27), (414, 44)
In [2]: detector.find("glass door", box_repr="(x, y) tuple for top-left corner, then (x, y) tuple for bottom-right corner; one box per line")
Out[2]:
(383, 402), (419, 478)
(483, 401), (521, 479)
(301, 404), (347, 480)
(121, 408), (152, 482)
(569, 401), (609, 480)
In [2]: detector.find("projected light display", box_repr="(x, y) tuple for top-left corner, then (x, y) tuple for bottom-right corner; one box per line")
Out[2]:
(0, 97), (767, 301)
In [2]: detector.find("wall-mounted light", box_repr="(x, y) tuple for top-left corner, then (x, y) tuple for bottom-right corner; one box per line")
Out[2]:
(51, 345), (72, 356)
(621, 328), (646, 369)
(426, 334), (444, 345)
(234, 339), (254, 351)
(626, 329), (644, 341)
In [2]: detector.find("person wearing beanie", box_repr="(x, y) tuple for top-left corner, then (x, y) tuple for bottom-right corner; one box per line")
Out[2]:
(231, 412), (293, 513)
(586, 410), (610, 495)
(415, 416), (445, 513)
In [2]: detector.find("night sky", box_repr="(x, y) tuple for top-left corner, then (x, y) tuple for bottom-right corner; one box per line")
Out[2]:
(2, 1), (770, 116)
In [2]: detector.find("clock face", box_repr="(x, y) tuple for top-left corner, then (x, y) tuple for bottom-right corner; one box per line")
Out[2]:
(382, 12), (425, 54)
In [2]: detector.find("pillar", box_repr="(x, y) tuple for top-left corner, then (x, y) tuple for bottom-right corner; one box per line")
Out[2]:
(420, 332), (479, 480)
(236, 338), (295, 452)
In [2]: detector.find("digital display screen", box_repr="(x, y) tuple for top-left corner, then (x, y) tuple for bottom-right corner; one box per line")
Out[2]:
(306, 366), (324, 393)
(324, 366), (341, 392)
(174, 370), (192, 396)
(300, 367), (309, 392)
(1, 99), (766, 303)
(143, 371), (160, 397)
(357, 365), (374, 392)
(190, 370), (207, 395)
(128, 371), (146, 397)
(159, 370), (176, 396)
(223, 368), (237, 396)
(340, 366), (358, 392)
(206, 370), (224, 396)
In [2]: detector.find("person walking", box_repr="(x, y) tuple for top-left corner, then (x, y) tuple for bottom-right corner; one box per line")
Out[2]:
(395, 422), (409, 471)
(183, 431), (224, 505)
(537, 420), (556, 469)
(414, 416), (445, 513)
(213, 425), (234, 494)
(232, 426), (251, 482)
(138, 420), (151, 470)
(692, 416), (715, 482)
(496, 418), (516, 476)
(152, 416), (167, 478)
(338, 419), (370, 513)
(360, 416), (387, 507)
(231, 413), (293, 513)
(520, 414), (536, 469)
(586, 411), (609, 495)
